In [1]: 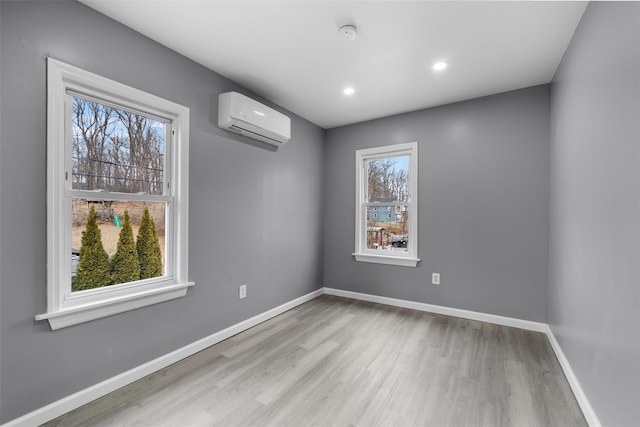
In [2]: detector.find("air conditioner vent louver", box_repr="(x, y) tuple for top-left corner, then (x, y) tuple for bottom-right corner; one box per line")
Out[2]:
(218, 92), (291, 147)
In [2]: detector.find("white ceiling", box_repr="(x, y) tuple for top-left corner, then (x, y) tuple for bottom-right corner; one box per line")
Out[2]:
(80, 1), (587, 129)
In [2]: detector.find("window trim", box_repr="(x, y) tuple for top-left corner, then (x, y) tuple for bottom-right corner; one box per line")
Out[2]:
(36, 58), (193, 330)
(353, 142), (420, 267)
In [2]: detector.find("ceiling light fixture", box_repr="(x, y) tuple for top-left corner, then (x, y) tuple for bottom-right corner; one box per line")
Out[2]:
(433, 61), (448, 71)
(343, 87), (355, 96)
(339, 24), (357, 41)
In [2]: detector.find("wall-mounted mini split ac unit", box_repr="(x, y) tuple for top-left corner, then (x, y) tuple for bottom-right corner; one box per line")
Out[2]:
(218, 91), (291, 147)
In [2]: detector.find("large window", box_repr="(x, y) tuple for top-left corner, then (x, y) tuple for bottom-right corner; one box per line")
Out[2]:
(354, 142), (419, 267)
(37, 58), (192, 329)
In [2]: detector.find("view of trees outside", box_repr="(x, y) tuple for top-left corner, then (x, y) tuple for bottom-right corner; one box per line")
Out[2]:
(71, 96), (165, 195)
(109, 209), (140, 286)
(367, 156), (409, 203)
(73, 205), (111, 291)
(72, 204), (165, 291)
(70, 96), (166, 291)
(366, 156), (410, 251)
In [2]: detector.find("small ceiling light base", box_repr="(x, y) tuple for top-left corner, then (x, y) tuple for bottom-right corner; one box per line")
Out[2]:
(433, 61), (448, 71)
(339, 25), (358, 41)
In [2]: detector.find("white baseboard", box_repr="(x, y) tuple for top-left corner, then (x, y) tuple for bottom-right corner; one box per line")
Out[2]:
(323, 287), (548, 332)
(544, 325), (602, 427)
(2, 288), (323, 427)
(4, 287), (600, 427)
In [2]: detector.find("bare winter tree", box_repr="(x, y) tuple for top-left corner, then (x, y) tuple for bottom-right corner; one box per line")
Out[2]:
(108, 134), (128, 193)
(367, 159), (408, 202)
(72, 98), (115, 190)
(72, 97), (164, 196)
(390, 168), (408, 202)
(116, 110), (164, 195)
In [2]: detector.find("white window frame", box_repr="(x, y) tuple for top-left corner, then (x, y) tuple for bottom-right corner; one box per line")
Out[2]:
(353, 142), (420, 267)
(36, 58), (193, 330)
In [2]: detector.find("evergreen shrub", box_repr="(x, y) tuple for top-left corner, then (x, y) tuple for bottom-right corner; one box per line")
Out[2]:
(110, 210), (140, 284)
(137, 205), (163, 279)
(73, 205), (111, 291)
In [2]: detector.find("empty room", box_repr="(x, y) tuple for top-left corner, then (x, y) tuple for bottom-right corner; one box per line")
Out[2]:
(0, 1), (638, 426)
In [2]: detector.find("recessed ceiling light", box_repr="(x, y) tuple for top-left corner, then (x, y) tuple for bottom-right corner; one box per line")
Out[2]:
(343, 87), (355, 96)
(433, 61), (448, 71)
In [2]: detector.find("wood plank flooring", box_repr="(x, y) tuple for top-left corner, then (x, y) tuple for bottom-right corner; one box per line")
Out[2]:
(43, 295), (587, 427)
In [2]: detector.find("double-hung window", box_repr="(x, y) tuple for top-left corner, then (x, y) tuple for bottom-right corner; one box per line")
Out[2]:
(37, 58), (192, 330)
(354, 142), (419, 267)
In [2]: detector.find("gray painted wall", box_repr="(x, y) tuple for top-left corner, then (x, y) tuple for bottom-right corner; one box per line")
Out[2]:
(324, 86), (550, 323)
(0, 1), (324, 422)
(5, 1), (638, 425)
(549, 2), (640, 426)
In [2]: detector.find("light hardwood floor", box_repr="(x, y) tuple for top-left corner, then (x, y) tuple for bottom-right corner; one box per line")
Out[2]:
(44, 295), (587, 427)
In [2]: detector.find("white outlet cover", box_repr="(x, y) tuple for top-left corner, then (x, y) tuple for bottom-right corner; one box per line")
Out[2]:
(432, 273), (440, 285)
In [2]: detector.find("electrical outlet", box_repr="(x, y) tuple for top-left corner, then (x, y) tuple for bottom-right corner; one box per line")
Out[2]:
(239, 284), (247, 299)
(432, 273), (441, 285)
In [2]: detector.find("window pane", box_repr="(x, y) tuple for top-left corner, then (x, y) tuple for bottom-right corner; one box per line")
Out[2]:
(72, 199), (166, 291)
(366, 205), (409, 252)
(72, 96), (165, 195)
(367, 156), (409, 203)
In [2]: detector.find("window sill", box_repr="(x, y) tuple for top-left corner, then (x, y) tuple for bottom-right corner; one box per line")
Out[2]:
(353, 253), (420, 267)
(36, 281), (194, 330)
